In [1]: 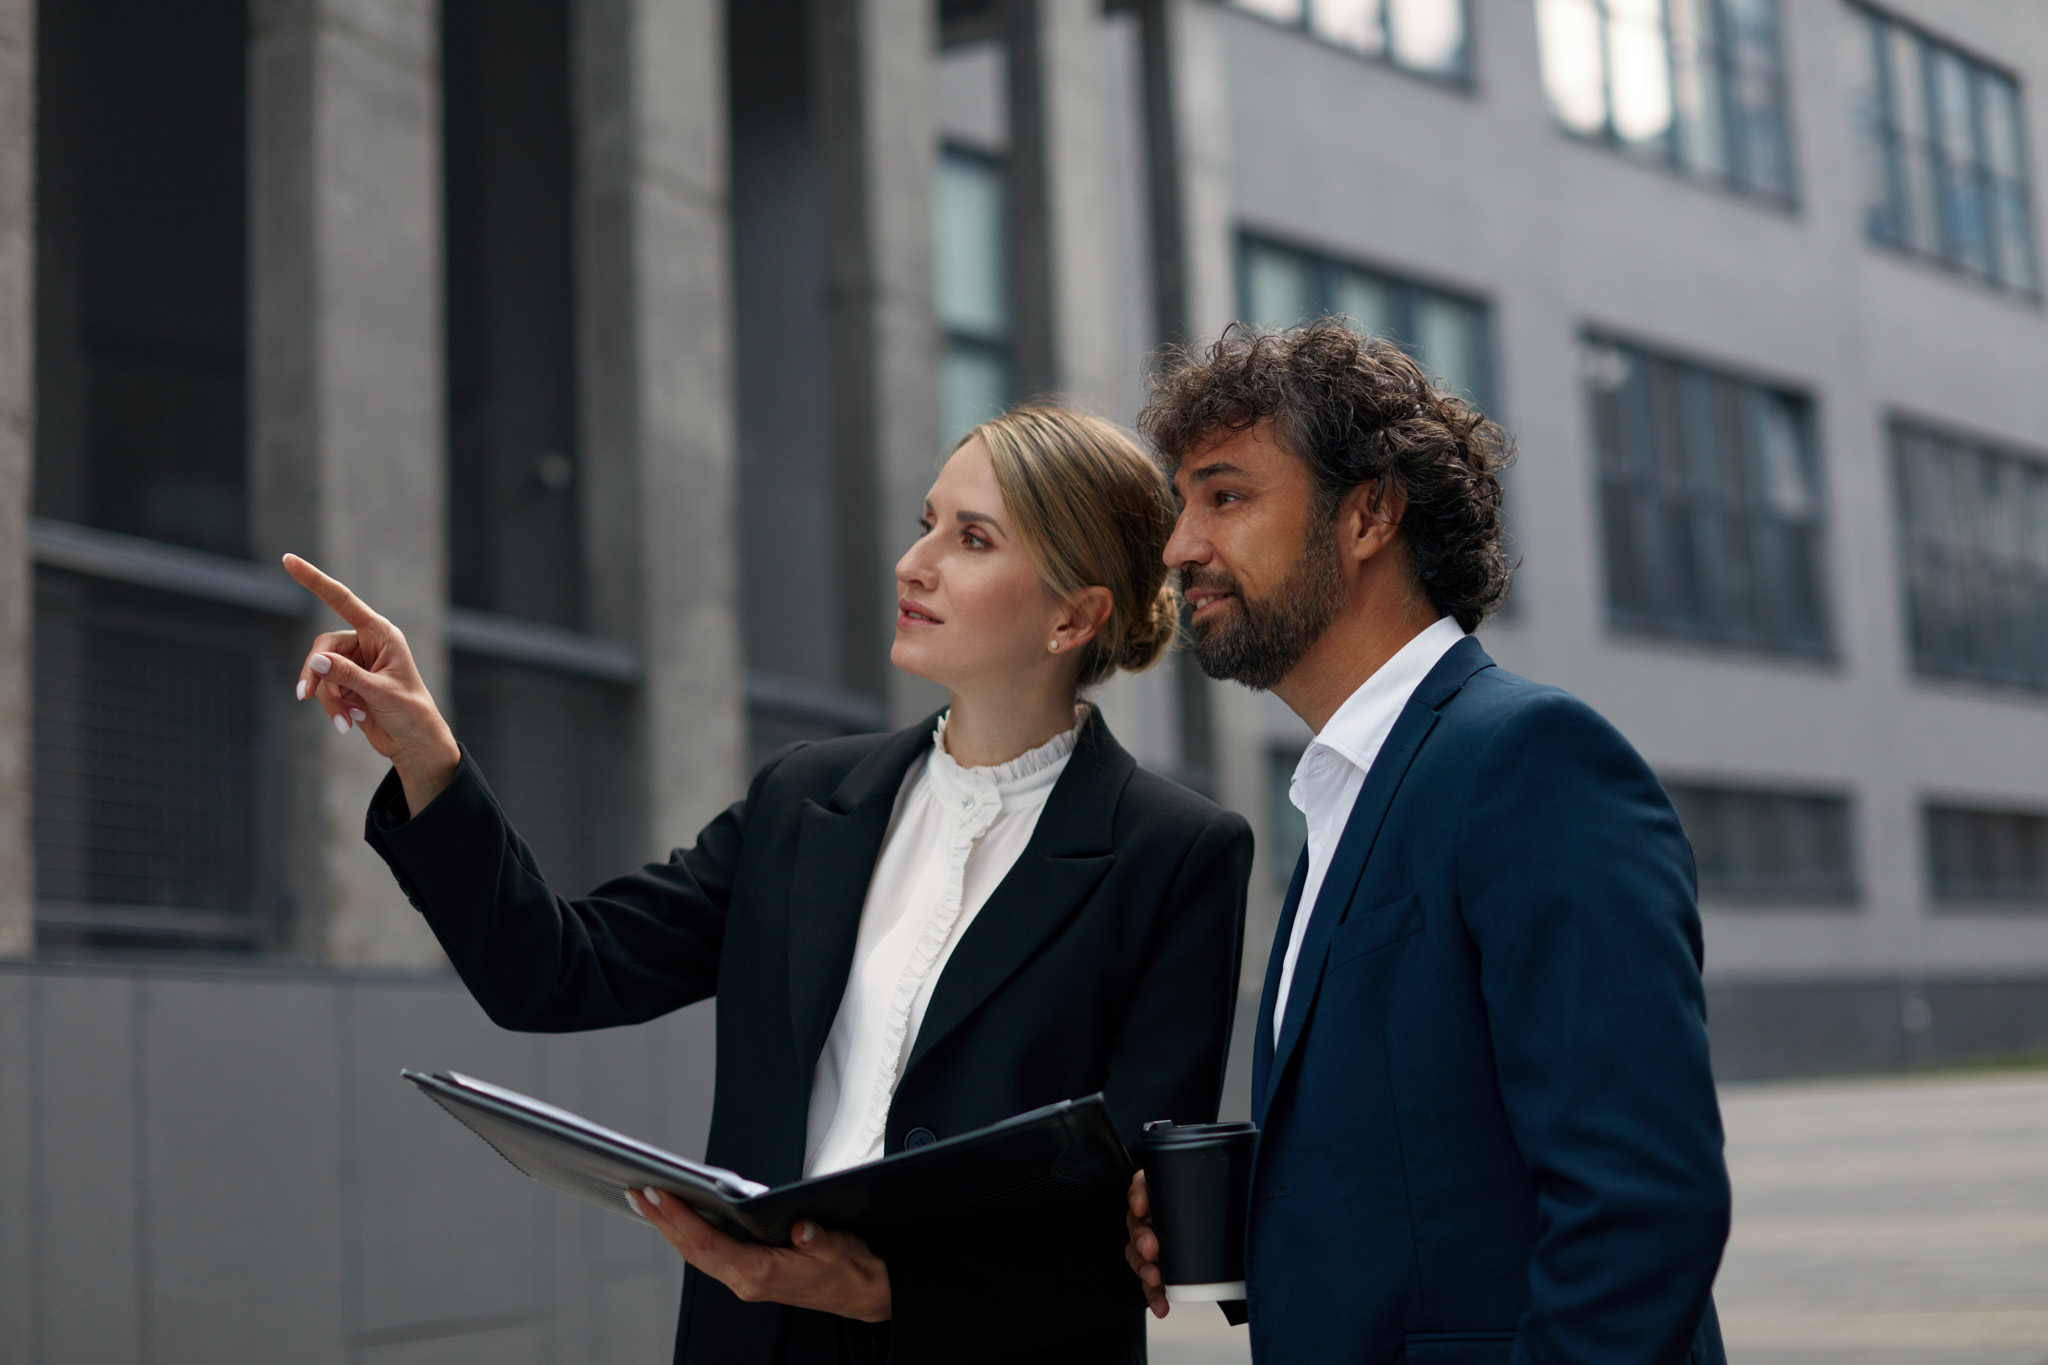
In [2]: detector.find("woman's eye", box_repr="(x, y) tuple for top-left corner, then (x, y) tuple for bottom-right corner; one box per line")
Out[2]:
(962, 530), (989, 550)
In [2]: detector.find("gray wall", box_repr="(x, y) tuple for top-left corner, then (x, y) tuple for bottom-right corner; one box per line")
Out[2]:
(0, 960), (717, 1365)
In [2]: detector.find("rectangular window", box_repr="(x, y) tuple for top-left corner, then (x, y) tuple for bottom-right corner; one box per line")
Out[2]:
(1585, 333), (1831, 655)
(1891, 420), (2048, 692)
(1665, 783), (1858, 903)
(1535, 0), (1795, 202)
(936, 145), (1012, 447)
(1848, 4), (2037, 295)
(1228, 0), (1471, 81)
(1239, 234), (1495, 413)
(1926, 804), (2048, 908)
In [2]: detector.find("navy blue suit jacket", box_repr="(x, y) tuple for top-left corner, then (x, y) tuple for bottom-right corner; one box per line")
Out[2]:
(1245, 637), (1730, 1365)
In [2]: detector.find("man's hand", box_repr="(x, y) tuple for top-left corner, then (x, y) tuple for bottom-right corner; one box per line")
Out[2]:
(628, 1187), (891, 1323)
(1124, 1170), (1168, 1319)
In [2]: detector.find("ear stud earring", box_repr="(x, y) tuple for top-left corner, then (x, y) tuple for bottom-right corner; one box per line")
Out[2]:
(1048, 641), (1060, 652)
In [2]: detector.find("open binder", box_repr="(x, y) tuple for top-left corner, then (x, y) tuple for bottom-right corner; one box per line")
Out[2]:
(404, 1070), (1135, 1248)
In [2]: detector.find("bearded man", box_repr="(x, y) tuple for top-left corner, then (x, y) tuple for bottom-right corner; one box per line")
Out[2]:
(1125, 320), (1730, 1364)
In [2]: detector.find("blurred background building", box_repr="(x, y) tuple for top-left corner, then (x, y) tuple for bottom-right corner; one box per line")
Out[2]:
(0, 0), (2043, 1360)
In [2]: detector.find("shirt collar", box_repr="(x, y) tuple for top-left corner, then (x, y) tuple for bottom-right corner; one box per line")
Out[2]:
(1291, 616), (1466, 808)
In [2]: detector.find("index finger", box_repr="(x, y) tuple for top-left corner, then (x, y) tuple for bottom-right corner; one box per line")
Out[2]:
(283, 554), (382, 630)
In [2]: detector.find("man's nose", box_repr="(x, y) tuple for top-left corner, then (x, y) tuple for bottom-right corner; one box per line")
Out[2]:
(1162, 508), (1210, 570)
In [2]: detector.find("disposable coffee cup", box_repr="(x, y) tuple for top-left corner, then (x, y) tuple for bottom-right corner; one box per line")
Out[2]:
(1133, 1119), (1256, 1303)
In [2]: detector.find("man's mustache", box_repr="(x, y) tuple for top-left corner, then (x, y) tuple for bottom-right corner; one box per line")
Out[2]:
(1179, 567), (1240, 597)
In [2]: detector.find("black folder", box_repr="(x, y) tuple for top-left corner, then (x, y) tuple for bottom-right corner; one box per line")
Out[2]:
(404, 1070), (1134, 1248)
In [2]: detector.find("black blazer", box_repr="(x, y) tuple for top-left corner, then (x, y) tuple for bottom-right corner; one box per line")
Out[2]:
(364, 709), (1252, 1365)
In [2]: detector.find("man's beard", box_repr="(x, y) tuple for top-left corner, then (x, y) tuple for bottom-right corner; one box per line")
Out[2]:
(1182, 519), (1345, 691)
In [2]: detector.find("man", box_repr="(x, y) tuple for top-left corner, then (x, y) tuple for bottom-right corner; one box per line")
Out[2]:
(1125, 320), (1730, 1364)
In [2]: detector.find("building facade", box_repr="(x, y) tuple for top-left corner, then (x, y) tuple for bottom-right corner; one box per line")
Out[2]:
(1, 0), (2045, 1360)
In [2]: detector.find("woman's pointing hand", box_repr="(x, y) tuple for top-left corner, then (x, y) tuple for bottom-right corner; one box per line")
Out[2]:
(284, 554), (462, 817)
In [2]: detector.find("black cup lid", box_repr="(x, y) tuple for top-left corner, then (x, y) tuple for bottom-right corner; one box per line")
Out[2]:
(1136, 1119), (1257, 1148)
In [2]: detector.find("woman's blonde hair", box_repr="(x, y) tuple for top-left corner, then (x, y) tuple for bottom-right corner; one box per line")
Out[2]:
(962, 405), (1180, 688)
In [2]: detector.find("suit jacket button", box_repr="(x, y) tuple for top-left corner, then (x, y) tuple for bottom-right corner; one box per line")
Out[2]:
(903, 1127), (937, 1150)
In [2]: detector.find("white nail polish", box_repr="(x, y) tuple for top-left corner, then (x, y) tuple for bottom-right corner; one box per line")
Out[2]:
(644, 1187), (663, 1206)
(296, 679), (308, 701)
(333, 713), (350, 735)
(625, 1190), (644, 1216)
(350, 708), (367, 722)
(799, 1223), (816, 1245)
(310, 654), (331, 676)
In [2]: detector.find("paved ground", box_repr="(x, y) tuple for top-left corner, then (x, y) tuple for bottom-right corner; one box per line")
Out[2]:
(1145, 1070), (2048, 1364)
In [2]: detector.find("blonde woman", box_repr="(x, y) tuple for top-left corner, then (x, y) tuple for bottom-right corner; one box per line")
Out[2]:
(285, 406), (1252, 1365)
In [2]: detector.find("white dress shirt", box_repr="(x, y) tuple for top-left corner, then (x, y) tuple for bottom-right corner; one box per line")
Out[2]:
(1270, 616), (1466, 1044)
(803, 709), (1082, 1176)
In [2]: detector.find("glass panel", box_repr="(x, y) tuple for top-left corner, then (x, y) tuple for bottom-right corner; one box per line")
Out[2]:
(1412, 293), (1481, 402)
(1722, 0), (1790, 195)
(1608, 0), (1676, 146)
(1388, 0), (1465, 74)
(1310, 0), (1386, 55)
(934, 151), (1008, 336)
(1244, 242), (1320, 330)
(941, 344), (1010, 450)
(1234, 0), (1308, 22)
(1925, 46), (1990, 273)
(1666, 0), (1726, 178)
(1846, 8), (1899, 240)
(1756, 392), (1812, 518)
(1980, 72), (2025, 179)
(1332, 268), (1394, 339)
(1537, 0), (1610, 135)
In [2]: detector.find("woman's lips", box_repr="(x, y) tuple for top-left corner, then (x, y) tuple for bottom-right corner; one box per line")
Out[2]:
(897, 599), (942, 629)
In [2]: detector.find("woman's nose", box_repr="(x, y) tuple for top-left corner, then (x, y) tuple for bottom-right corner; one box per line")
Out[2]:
(895, 535), (937, 589)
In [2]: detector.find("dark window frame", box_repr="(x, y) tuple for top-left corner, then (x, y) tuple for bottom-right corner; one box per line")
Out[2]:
(1222, 0), (1478, 89)
(935, 140), (1015, 446)
(1540, 0), (1800, 208)
(1585, 329), (1835, 659)
(1890, 414), (2048, 695)
(1664, 780), (1861, 906)
(1850, 1), (2040, 300)
(1925, 801), (2048, 909)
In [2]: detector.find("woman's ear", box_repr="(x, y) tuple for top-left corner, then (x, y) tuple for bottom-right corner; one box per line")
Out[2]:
(1052, 585), (1115, 651)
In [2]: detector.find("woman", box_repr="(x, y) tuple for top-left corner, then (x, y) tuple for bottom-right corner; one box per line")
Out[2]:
(285, 406), (1252, 1365)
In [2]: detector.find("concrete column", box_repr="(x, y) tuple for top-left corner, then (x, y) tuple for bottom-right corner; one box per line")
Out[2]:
(250, 0), (448, 968)
(0, 0), (29, 958)
(574, 0), (745, 850)
(1024, 0), (1125, 418)
(813, 0), (946, 729)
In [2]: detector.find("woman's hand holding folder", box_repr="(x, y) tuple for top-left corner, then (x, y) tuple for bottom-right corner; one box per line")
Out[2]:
(627, 1187), (892, 1323)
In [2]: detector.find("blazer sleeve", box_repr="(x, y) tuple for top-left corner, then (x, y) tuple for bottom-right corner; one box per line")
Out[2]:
(362, 744), (793, 1033)
(882, 808), (1253, 1364)
(1456, 694), (1731, 1365)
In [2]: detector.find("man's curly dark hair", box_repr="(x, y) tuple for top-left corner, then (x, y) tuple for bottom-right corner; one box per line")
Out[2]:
(1140, 318), (1514, 631)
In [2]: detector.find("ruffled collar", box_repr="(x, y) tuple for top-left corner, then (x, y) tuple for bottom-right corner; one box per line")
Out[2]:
(927, 706), (1085, 803)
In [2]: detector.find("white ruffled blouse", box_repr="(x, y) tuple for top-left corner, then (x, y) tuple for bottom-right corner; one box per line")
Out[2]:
(802, 709), (1082, 1176)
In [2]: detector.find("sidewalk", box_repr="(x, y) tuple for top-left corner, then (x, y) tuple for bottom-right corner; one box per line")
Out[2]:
(1147, 1070), (2048, 1364)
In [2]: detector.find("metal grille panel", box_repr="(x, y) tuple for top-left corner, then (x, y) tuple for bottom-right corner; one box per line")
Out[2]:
(33, 568), (274, 949)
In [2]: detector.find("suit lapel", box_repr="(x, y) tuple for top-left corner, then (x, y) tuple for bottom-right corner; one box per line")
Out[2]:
(786, 719), (939, 1078)
(902, 710), (1134, 1080)
(1251, 849), (1309, 1127)
(1264, 636), (1496, 1112)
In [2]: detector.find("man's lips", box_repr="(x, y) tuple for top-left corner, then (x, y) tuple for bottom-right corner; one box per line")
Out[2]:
(897, 599), (943, 628)
(1183, 586), (1238, 620)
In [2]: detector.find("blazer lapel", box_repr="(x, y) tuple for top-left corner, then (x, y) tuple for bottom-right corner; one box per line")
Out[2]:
(786, 719), (939, 1078)
(1251, 848), (1309, 1127)
(1264, 637), (1495, 1111)
(902, 710), (1134, 1080)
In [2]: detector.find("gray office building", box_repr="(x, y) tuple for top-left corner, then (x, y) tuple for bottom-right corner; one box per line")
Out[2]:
(1, 0), (2044, 1360)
